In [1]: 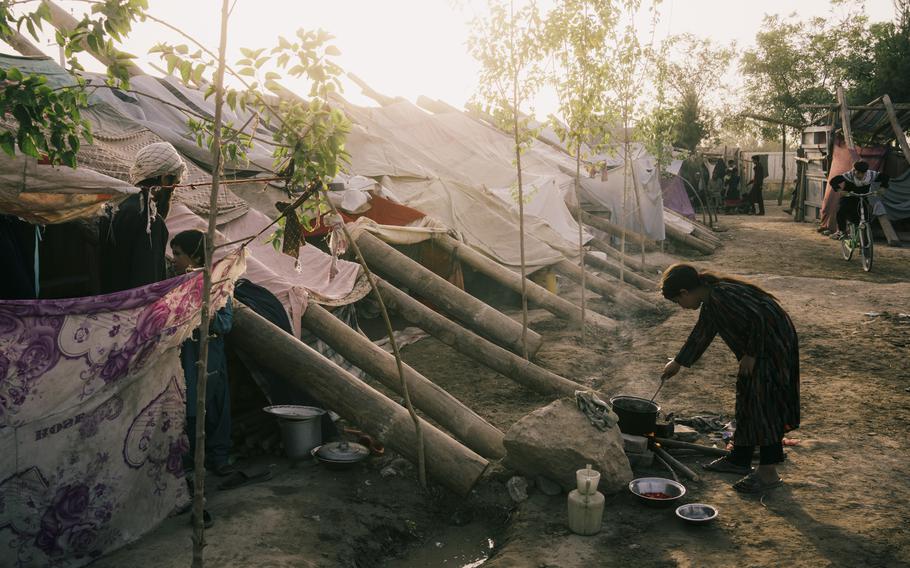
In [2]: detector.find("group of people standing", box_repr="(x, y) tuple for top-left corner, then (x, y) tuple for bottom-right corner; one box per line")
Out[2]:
(709, 156), (766, 215)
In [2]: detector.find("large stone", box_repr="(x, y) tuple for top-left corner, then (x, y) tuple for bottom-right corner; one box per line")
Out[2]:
(503, 398), (633, 494)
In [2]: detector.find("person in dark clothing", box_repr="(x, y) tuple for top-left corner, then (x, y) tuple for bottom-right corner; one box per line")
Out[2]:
(746, 155), (765, 215)
(98, 142), (186, 293)
(722, 160), (747, 213)
(660, 264), (800, 494)
(0, 214), (37, 299)
(171, 229), (235, 475)
(828, 160), (889, 240)
(233, 279), (338, 439)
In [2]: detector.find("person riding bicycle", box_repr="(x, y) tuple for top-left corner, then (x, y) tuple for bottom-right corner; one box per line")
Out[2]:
(828, 160), (889, 240)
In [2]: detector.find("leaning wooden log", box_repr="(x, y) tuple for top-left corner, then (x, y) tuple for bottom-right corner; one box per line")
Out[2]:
(43, 0), (145, 76)
(566, 204), (654, 248)
(587, 237), (665, 279)
(233, 305), (488, 495)
(354, 230), (543, 356)
(432, 234), (616, 331)
(583, 252), (656, 291)
(374, 278), (590, 399)
(553, 260), (656, 313)
(663, 222), (716, 255)
(300, 302), (506, 460)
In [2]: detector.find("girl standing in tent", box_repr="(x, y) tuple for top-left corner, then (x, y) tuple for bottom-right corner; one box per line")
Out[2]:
(659, 264), (800, 493)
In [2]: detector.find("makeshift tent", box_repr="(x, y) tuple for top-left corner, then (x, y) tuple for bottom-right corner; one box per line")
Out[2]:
(576, 144), (667, 241)
(341, 99), (588, 269)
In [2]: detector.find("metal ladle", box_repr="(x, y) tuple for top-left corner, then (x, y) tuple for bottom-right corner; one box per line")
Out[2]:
(649, 378), (665, 404)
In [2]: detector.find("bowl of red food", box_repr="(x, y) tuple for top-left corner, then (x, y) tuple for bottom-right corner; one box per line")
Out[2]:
(629, 477), (686, 508)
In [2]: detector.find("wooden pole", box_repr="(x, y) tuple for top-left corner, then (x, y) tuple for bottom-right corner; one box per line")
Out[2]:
(837, 86), (856, 153)
(2, 29), (46, 57)
(878, 94), (906, 246)
(654, 437), (729, 457)
(778, 125), (787, 206)
(191, 2), (229, 565)
(354, 231), (543, 356)
(42, 1), (144, 76)
(300, 303), (506, 459)
(566, 203), (653, 248)
(373, 278), (590, 399)
(662, 220), (716, 255)
(653, 446), (699, 481)
(552, 259), (656, 313)
(586, 237), (664, 278)
(432, 235), (617, 331)
(233, 306), (488, 495)
(583, 251), (656, 291)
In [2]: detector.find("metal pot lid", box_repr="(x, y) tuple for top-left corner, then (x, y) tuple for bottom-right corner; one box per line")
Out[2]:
(314, 441), (370, 463)
(262, 405), (326, 420)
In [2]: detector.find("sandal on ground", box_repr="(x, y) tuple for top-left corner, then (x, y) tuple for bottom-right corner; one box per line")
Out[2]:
(732, 474), (783, 494)
(701, 457), (752, 475)
(190, 509), (214, 529)
(218, 466), (274, 491)
(211, 462), (237, 477)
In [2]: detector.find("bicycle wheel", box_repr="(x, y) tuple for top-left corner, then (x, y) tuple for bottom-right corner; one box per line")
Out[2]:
(840, 224), (855, 261)
(860, 221), (874, 271)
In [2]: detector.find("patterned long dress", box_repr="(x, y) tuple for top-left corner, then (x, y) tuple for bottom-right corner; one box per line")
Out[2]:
(675, 281), (800, 446)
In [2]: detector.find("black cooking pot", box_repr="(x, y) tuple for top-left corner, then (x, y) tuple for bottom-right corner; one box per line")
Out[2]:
(610, 395), (660, 436)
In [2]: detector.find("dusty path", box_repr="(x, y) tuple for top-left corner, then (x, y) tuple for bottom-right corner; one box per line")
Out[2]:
(96, 205), (910, 567)
(480, 207), (910, 568)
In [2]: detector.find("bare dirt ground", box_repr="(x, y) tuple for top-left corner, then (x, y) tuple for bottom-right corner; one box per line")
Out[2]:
(97, 204), (910, 568)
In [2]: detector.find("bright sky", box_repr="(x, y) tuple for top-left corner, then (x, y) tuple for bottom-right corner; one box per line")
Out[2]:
(20, 0), (899, 117)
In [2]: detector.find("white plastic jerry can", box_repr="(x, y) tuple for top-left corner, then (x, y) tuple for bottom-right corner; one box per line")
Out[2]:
(567, 464), (605, 536)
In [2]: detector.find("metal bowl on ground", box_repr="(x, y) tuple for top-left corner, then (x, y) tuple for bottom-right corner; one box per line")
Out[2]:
(675, 503), (718, 524)
(629, 477), (686, 508)
(310, 440), (370, 470)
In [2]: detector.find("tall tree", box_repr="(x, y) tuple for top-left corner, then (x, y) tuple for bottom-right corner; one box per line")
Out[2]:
(469, 0), (545, 359)
(543, 0), (617, 336)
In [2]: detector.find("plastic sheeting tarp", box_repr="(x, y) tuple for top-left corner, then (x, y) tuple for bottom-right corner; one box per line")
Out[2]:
(342, 100), (589, 269)
(576, 149), (667, 241)
(0, 154), (137, 224)
(880, 169), (910, 220)
(84, 74), (277, 176)
(661, 176), (696, 220)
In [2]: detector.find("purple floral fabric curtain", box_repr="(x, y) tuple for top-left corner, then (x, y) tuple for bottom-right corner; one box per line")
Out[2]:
(0, 252), (244, 567)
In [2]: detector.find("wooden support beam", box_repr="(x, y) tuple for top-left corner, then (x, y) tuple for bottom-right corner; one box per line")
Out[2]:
(837, 86), (856, 152)
(233, 306), (488, 496)
(566, 203), (653, 247)
(583, 251), (656, 292)
(354, 231), (543, 357)
(346, 72), (400, 106)
(432, 235), (617, 331)
(552, 259), (656, 313)
(374, 278), (591, 399)
(43, 1), (144, 76)
(586, 237), (664, 279)
(876, 215), (902, 247)
(300, 303), (506, 460)
(883, 95), (910, 165)
(1, 29), (47, 57)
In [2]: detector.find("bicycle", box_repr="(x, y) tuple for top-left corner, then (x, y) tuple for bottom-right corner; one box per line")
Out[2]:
(839, 191), (876, 272)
